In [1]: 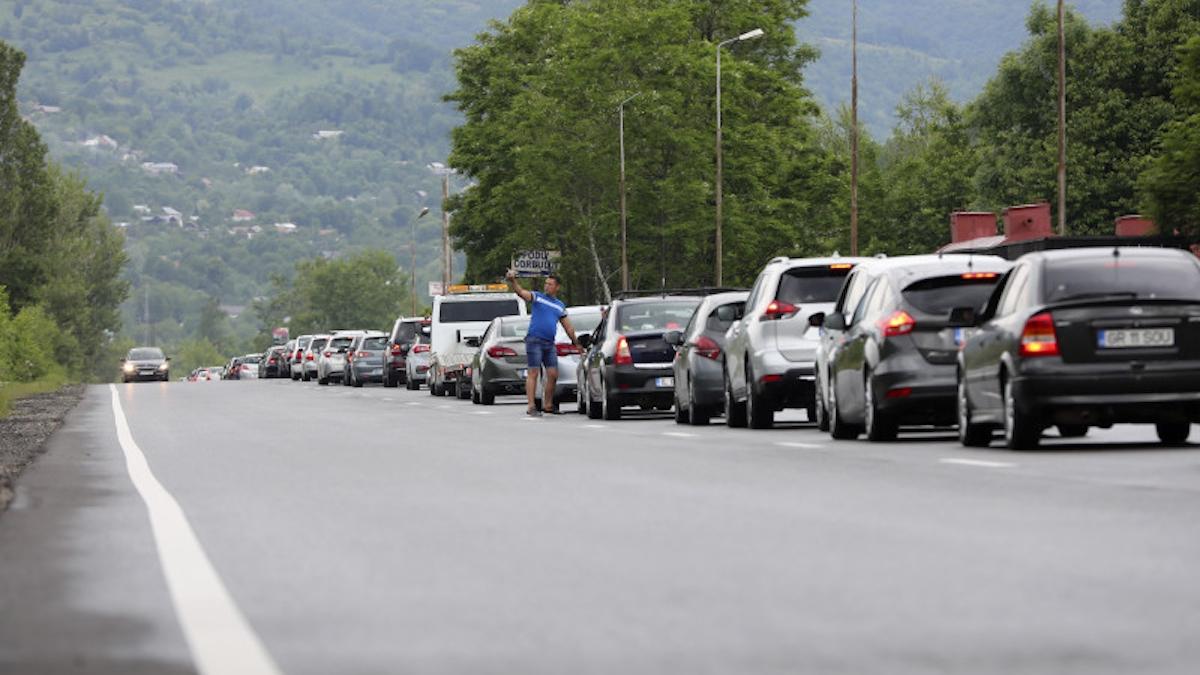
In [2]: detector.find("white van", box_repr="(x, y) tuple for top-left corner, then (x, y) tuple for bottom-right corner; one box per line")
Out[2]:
(428, 285), (526, 396)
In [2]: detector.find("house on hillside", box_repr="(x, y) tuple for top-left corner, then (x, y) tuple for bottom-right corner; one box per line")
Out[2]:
(313, 130), (344, 140)
(246, 165), (271, 175)
(273, 222), (297, 234)
(158, 207), (183, 227)
(141, 162), (179, 176)
(82, 134), (118, 150)
(232, 209), (256, 223)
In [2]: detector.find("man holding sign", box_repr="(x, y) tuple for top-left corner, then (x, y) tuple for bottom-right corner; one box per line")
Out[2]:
(505, 269), (581, 416)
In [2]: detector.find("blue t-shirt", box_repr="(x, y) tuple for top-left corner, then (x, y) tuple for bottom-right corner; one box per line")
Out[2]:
(528, 291), (566, 341)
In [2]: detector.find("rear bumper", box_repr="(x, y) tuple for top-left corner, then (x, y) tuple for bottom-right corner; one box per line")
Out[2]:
(872, 360), (957, 422)
(1013, 368), (1200, 423)
(757, 366), (817, 409)
(351, 363), (385, 381)
(611, 365), (675, 405)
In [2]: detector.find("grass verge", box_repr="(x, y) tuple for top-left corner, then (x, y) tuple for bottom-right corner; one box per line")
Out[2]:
(0, 375), (70, 418)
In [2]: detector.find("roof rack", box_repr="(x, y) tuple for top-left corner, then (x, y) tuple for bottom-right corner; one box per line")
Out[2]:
(612, 287), (748, 300)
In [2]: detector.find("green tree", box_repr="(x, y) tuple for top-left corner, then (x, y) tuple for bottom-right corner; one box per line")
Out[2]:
(1139, 35), (1200, 237)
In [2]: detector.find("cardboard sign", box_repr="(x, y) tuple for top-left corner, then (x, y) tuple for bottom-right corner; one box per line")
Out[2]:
(512, 250), (560, 277)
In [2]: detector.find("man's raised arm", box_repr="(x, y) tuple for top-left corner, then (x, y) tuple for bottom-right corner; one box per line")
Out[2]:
(505, 269), (533, 303)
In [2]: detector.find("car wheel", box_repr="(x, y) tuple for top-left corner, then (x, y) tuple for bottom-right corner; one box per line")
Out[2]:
(458, 380), (471, 400)
(958, 375), (992, 447)
(406, 375), (418, 390)
(471, 383), (481, 404)
(318, 374), (328, 385)
(864, 373), (898, 442)
(302, 369), (310, 382)
(481, 387), (495, 405)
(829, 376), (861, 440)
(602, 375), (622, 421)
(1056, 424), (1088, 438)
(384, 372), (398, 388)
(687, 378), (710, 426)
(1002, 376), (1040, 450)
(673, 388), (688, 424)
(746, 363), (775, 430)
(353, 372), (364, 388)
(1155, 422), (1191, 445)
(724, 372), (747, 428)
(586, 377), (603, 419)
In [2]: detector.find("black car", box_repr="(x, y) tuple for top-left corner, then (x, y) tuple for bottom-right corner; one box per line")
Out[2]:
(122, 347), (170, 382)
(665, 291), (748, 426)
(825, 255), (1011, 441)
(955, 247), (1200, 449)
(384, 317), (430, 388)
(578, 293), (702, 420)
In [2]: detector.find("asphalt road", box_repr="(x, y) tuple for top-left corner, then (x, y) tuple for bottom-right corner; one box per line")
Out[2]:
(2, 379), (1199, 675)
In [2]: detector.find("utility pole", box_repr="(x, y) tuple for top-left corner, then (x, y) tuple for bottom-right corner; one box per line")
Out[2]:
(850, 0), (860, 256)
(411, 206), (430, 316)
(715, 28), (764, 287)
(618, 93), (639, 292)
(428, 162), (455, 289)
(1056, 0), (1068, 236)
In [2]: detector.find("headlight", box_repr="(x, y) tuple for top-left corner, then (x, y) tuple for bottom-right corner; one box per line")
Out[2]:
(123, 363), (135, 372)
(158, 363), (169, 371)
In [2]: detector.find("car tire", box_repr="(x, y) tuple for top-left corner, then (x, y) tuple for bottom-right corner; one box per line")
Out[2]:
(1002, 376), (1040, 450)
(602, 375), (622, 421)
(458, 380), (471, 400)
(687, 378), (710, 426)
(746, 364), (775, 430)
(958, 375), (992, 448)
(724, 373), (747, 428)
(1155, 422), (1191, 445)
(318, 374), (328, 385)
(864, 373), (898, 442)
(1056, 424), (1088, 438)
(302, 369), (310, 382)
(384, 372), (398, 388)
(829, 376), (861, 440)
(673, 389), (688, 424)
(585, 378), (603, 419)
(406, 375), (418, 390)
(577, 381), (588, 415)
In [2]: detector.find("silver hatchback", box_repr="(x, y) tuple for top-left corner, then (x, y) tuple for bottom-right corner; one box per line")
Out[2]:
(723, 256), (869, 428)
(469, 316), (531, 404)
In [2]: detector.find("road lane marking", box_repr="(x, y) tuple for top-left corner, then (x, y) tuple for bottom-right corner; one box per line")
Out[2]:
(109, 386), (281, 675)
(474, 411), (494, 416)
(939, 458), (1016, 469)
(584, 424), (605, 429)
(406, 401), (421, 406)
(663, 432), (697, 439)
(776, 441), (824, 450)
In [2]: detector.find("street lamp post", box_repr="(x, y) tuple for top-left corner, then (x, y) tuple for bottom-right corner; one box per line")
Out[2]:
(850, 0), (859, 256)
(715, 27), (763, 286)
(410, 206), (430, 316)
(428, 162), (456, 289)
(618, 92), (640, 292)
(1056, 0), (1068, 236)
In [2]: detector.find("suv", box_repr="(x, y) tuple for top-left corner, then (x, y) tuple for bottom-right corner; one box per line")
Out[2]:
(384, 317), (431, 388)
(724, 257), (868, 428)
(428, 285), (525, 396)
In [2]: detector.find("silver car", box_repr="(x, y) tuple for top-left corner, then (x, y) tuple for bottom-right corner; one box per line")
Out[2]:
(723, 256), (869, 428)
(404, 333), (433, 389)
(301, 334), (330, 382)
(290, 335), (313, 381)
(317, 330), (367, 385)
(469, 316), (532, 404)
(666, 291), (749, 425)
(345, 331), (389, 387)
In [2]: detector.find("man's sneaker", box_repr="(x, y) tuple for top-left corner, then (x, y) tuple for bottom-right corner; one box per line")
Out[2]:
(526, 408), (543, 417)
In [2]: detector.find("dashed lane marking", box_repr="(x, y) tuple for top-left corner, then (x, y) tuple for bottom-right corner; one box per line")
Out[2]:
(939, 458), (1016, 469)
(109, 385), (281, 675)
(775, 441), (824, 450)
(663, 432), (698, 439)
(584, 424), (605, 429)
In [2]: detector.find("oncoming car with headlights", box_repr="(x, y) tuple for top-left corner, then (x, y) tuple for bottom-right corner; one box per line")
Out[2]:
(122, 347), (170, 382)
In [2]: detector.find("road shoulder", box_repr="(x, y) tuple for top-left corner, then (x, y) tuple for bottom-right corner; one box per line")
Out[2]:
(0, 383), (85, 512)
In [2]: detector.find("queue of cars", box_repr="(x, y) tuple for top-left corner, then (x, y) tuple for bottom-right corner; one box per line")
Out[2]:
(144, 245), (1200, 450)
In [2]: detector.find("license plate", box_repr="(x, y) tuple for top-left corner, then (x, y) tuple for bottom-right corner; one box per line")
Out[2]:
(1097, 327), (1175, 349)
(655, 377), (675, 388)
(140, 370), (155, 375)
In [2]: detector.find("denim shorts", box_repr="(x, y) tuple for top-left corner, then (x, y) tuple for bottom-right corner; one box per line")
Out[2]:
(525, 337), (558, 369)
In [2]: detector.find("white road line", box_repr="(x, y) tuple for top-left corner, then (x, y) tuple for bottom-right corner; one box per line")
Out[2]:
(775, 441), (824, 450)
(406, 401), (422, 406)
(584, 424), (605, 429)
(109, 386), (281, 675)
(663, 432), (697, 439)
(939, 458), (1016, 469)
(474, 411), (494, 416)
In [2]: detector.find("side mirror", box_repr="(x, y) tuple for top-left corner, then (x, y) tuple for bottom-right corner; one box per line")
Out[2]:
(465, 336), (481, 348)
(578, 334), (593, 349)
(824, 312), (847, 331)
(165, 357), (171, 362)
(715, 305), (739, 323)
(947, 306), (979, 328)
(663, 330), (683, 347)
(808, 312), (826, 328)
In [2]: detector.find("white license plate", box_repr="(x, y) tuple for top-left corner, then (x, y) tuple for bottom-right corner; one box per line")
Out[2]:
(655, 377), (675, 388)
(1097, 328), (1175, 349)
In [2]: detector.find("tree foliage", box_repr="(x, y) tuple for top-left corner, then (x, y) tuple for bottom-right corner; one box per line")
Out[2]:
(1139, 35), (1200, 237)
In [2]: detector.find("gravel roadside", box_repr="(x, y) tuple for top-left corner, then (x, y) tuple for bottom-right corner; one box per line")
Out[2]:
(0, 385), (86, 512)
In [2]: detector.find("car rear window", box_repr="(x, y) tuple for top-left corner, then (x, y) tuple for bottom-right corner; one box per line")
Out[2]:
(309, 338), (328, 350)
(439, 299), (521, 323)
(363, 337), (388, 350)
(329, 337), (354, 349)
(501, 319), (531, 338)
(394, 322), (417, 343)
(1044, 257), (1200, 303)
(129, 348), (164, 360)
(902, 275), (1002, 315)
(617, 300), (700, 333)
(777, 267), (852, 305)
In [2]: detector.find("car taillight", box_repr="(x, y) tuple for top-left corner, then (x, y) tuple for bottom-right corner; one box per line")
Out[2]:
(412, 344), (430, 354)
(1019, 312), (1060, 357)
(323, 351), (332, 358)
(487, 346), (518, 358)
(390, 344), (403, 355)
(692, 335), (721, 360)
(615, 336), (633, 365)
(357, 351), (371, 358)
(762, 299), (798, 320)
(879, 310), (916, 337)
(306, 353), (314, 361)
(268, 358), (276, 364)
(961, 272), (998, 280)
(556, 343), (581, 356)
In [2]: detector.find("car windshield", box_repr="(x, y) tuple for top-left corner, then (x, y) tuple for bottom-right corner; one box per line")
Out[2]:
(616, 300), (700, 333)
(363, 337), (388, 350)
(776, 267), (852, 305)
(568, 311), (603, 334)
(500, 319), (531, 338)
(440, 299), (521, 323)
(129, 348), (164, 360)
(1044, 257), (1200, 303)
(902, 275), (1003, 315)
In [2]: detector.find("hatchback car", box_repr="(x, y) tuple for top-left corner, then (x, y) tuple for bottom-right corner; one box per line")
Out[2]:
(470, 316), (533, 404)
(384, 317), (430, 387)
(666, 291), (749, 425)
(259, 346), (288, 379)
(578, 294), (701, 420)
(955, 247), (1200, 449)
(289, 335), (313, 380)
(724, 257), (868, 429)
(345, 331), (389, 387)
(234, 354), (261, 380)
(824, 254), (1011, 441)
(404, 334), (433, 390)
(122, 347), (170, 382)
(317, 331), (366, 385)
(301, 334), (330, 382)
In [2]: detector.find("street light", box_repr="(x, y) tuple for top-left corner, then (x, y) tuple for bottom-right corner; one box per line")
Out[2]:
(715, 27), (763, 286)
(618, 92), (640, 292)
(410, 206), (430, 316)
(427, 162), (456, 288)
